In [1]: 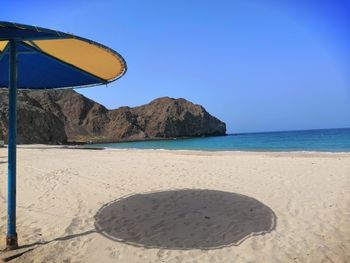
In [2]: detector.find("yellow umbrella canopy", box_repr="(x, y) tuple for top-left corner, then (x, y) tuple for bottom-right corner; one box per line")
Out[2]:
(0, 21), (127, 89)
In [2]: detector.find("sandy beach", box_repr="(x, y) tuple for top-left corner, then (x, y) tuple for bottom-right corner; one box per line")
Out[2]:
(0, 146), (349, 262)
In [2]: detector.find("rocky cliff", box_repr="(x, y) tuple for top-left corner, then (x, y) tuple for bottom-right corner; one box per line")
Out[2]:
(0, 89), (226, 144)
(0, 91), (67, 144)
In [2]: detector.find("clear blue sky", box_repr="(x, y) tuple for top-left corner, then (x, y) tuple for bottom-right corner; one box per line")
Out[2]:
(3, 0), (350, 133)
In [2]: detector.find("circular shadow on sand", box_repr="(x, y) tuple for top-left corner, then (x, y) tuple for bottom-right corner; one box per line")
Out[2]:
(94, 189), (276, 250)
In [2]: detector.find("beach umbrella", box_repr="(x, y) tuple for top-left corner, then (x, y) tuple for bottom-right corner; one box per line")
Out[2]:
(0, 21), (127, 249)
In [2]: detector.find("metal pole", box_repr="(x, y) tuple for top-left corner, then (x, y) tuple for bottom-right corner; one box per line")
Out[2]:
(7, 40), (18, 249)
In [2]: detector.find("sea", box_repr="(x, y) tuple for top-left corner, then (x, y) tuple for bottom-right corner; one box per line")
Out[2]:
(86, 128), (350, 152)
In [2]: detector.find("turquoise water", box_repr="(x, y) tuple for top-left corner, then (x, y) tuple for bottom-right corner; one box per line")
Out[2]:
(87, 128), (350, 152)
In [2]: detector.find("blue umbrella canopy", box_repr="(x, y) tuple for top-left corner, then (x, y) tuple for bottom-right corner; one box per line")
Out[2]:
(0, 21), (127, 89)
(0, 21), (127, 250)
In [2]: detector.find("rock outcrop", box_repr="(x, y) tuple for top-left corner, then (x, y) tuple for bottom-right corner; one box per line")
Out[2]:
(0, 89), (226, 144)
(0, 91), (67, 144)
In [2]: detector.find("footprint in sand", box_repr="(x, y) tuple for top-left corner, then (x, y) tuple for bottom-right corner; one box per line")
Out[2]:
(286, 200), (299, 217)
(251, 237), (266, 250)
(157, 249), (171, 261)
(105, 246), (120, 259)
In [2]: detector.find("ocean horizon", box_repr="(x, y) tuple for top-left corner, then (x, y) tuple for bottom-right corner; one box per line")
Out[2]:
(86, 127), (350, 152)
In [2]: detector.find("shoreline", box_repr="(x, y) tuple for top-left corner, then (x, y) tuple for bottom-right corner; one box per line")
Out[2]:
(10, 144), (350, 156)
(70, 134), (228, 144)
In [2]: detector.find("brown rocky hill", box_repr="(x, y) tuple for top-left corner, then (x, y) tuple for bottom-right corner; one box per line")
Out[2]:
(0, 91), (67, 144)
(0, 89), (226, 144)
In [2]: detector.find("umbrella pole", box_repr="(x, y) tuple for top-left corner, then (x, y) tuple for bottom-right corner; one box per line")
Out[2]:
(6, 40), (18, 250)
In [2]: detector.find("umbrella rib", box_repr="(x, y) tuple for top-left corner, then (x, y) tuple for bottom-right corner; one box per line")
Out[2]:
(0, 21), (73, 40)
